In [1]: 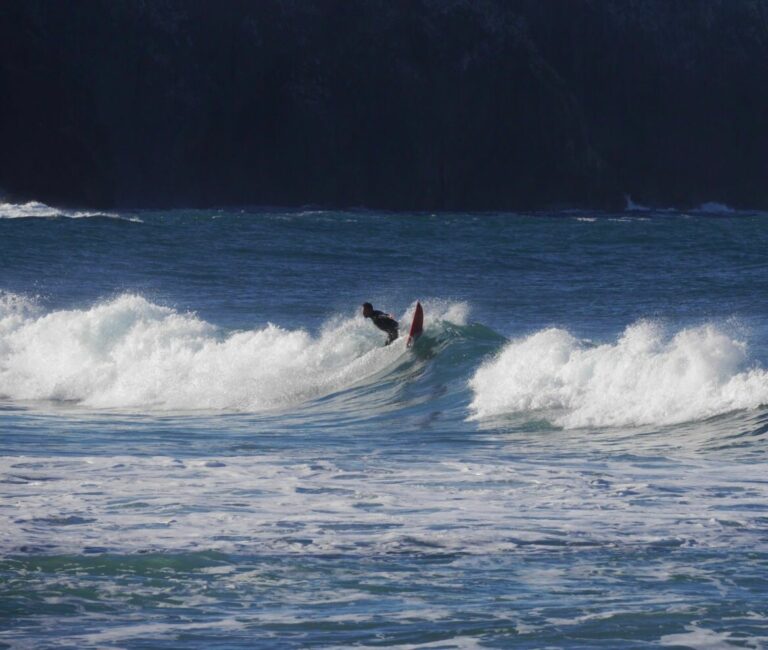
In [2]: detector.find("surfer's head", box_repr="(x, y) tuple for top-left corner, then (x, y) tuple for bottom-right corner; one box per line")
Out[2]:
(362, 302), (374, 317)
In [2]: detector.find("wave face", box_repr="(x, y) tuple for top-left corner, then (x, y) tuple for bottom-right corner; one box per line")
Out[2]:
(0, 293), (468, 411)
(469, 321), (768, 428)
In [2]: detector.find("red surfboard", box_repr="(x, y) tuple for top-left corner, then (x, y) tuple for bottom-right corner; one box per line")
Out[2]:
(406, 302), (424, 348)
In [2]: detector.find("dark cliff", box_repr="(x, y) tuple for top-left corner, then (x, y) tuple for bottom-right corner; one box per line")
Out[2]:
(1, 1), (767, 210)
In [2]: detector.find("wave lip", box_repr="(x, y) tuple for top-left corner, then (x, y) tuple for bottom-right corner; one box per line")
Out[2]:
(469, 321), (768, 428)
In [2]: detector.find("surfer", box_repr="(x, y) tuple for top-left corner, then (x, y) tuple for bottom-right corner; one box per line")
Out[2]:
(362, 302), (399, 345)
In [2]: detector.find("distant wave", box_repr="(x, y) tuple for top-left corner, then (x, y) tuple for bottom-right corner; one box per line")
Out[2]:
(0, 293), (466, 411)
(0, 200), (141, 222)
(695, 201), (736, 214)
(469, 321), (768, 428)
(624, 195), (743, 215)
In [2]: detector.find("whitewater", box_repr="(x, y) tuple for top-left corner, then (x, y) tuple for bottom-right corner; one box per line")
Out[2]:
(2, 204), (768, 648)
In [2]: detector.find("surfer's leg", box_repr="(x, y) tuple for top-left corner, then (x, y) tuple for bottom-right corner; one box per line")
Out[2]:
(385, 329), (398, 345)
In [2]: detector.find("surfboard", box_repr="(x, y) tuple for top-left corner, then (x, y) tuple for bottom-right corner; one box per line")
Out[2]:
(406, 301), (424, 348)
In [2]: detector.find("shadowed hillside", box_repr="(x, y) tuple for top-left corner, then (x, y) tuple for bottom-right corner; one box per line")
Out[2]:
(1, 0), (767, 210)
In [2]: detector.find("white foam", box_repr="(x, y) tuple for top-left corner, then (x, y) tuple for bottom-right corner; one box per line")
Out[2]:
(0, 294), (461, 411)
(75, 619), (246, 645)
(0, 200), (141, 222)
(660, 625), (748, 648)
(469, 321), (768, 428)
(3, 450), (767, 557)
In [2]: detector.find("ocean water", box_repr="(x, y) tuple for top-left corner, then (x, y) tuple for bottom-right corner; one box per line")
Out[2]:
(1, 202), (768, 648)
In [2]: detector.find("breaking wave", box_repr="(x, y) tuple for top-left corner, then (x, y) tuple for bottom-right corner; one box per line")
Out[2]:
(3, 293), (767, 427)
(469, 320), (768, 428)
(0, 293), (465, 411)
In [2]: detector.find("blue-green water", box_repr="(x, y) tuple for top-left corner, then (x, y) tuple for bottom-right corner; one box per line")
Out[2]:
(1, 202), (768, 647)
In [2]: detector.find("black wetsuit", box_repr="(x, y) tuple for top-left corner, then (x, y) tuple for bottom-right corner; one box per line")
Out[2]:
(367, 310), (399, 345)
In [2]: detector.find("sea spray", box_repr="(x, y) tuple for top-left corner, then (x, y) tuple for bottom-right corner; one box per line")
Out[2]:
(469, 320), (768, 428)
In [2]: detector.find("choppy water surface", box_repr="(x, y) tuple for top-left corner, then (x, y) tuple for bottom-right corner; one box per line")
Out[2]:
(1, 203), (768, 647)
